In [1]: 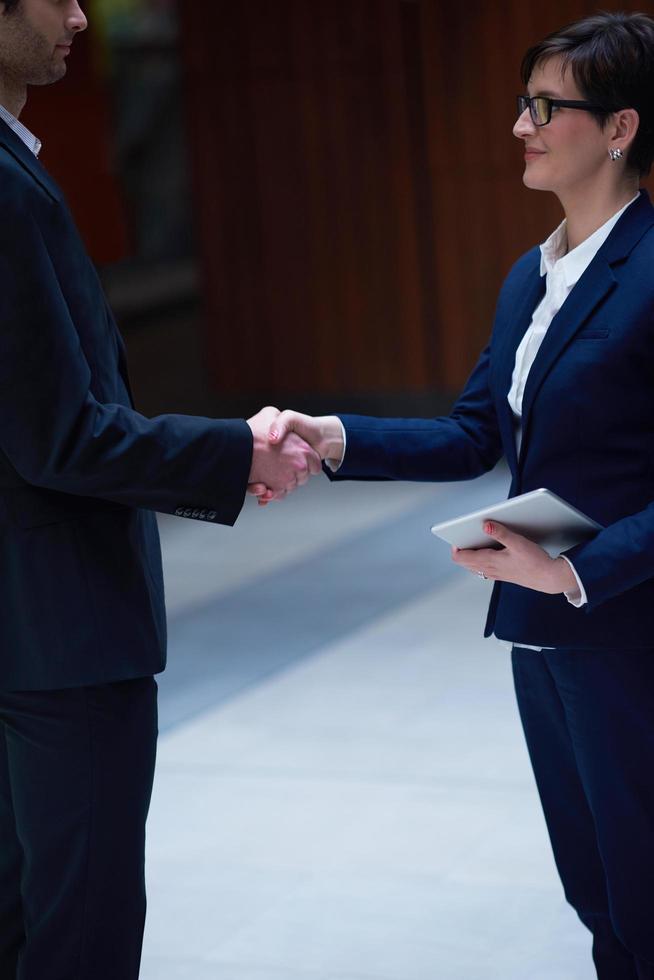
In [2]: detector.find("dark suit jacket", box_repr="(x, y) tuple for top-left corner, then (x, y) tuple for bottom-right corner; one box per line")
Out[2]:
(0, 119), (253, 690)
(333, 190), (654, 649)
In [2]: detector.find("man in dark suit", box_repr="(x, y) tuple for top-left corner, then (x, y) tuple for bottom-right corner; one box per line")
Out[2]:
(0, 2), (320, 977)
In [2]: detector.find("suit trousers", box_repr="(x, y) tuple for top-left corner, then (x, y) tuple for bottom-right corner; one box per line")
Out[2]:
(0, 676), (158, 980)
(512, 646), (654, 979)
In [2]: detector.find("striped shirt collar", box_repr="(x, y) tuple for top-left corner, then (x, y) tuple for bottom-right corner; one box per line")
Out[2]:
(0, 104), (42, 157)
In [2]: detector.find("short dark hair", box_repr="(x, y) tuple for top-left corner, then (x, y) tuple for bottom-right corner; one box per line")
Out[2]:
(521, 12), (654, 177)
(1, 0), (21, 13)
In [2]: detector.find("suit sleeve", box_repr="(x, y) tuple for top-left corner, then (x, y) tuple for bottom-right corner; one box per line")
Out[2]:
(0, 202), (252, 526)
(330, 344), (503, 482)
(563, 506), (654, 611)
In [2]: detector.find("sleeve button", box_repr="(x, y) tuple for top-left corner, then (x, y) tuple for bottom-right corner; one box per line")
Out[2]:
(207, 511), (217, 521)
(175, 507), (184, 517)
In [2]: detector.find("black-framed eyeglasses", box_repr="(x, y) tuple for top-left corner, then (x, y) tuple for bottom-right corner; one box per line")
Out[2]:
(516, 94), (607, 127)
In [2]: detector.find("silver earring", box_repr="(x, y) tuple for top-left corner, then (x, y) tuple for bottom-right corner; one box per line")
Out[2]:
(608, 147), (623, 161)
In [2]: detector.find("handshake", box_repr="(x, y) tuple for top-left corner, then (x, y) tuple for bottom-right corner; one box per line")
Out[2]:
(246, 406), (344, 505)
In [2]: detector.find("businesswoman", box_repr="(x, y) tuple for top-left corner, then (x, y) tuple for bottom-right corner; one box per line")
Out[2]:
(254, 12), (654, 979)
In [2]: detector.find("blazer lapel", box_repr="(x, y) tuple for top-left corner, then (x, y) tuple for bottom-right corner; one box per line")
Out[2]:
(518, 190), (654, 463)
(493, 253), (544, 475)
(518, 259), (616, 446)
(0, 118), (62, 203)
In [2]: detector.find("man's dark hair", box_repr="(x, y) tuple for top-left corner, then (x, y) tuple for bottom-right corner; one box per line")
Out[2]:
(1, 0), (21, 13)
(521, 11), (654, 177)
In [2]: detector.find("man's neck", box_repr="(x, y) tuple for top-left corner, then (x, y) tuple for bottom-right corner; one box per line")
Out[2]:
(0, 78), (27, 119)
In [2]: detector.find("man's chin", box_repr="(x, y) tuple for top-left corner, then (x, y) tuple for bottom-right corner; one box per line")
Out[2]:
(28, 63), (67, 86)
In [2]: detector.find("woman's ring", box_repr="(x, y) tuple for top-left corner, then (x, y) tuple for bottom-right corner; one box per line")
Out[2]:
(477, 571), (488, 580)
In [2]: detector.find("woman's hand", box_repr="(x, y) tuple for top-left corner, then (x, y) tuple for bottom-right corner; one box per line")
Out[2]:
(248, 411), (345, 506)
(451, 521), (580, 596)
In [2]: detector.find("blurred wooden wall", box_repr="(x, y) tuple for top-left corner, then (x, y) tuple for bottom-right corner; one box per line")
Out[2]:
(180, 0), (654, 406)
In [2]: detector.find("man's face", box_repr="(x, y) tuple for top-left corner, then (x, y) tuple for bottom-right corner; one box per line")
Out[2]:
(0, 0), (87, 87)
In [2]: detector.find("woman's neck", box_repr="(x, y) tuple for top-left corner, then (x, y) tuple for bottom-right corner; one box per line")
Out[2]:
(561, 180), (640, 252)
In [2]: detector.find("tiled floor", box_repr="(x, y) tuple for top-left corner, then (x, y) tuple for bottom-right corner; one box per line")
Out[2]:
(139, 469), (594, 980)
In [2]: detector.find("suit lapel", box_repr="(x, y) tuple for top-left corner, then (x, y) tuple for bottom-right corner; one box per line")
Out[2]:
(518, 258), (616, 451)
(0, 118), (138, 409)
(514, 190), (654, 465)
(493, 253), (544, 474)
(0, 118), (62, 202)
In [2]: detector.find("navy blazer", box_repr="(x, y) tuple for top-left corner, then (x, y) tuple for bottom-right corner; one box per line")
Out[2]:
(0, 119), (253, 690)
(334, 190), (654, 648)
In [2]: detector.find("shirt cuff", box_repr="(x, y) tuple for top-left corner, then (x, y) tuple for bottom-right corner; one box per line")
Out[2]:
(560, 555), (588, 607)
(324, 420), (347, 472)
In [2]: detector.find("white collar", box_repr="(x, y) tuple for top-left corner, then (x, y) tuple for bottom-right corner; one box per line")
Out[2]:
(539, 194), (640, 288)
(0, 103), (42, 158)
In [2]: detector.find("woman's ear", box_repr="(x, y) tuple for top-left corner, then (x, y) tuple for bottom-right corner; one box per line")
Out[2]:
(609, 107), (640, 155)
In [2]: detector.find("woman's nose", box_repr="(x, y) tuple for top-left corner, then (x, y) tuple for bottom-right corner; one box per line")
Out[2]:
(513, 108), (536, 139)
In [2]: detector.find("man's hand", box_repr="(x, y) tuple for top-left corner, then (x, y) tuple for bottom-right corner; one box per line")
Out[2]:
(451, 520), (580, 596)
(247, 406), (322, 504)
(268, 411), (344, 462)
(251, 410), (345, 505)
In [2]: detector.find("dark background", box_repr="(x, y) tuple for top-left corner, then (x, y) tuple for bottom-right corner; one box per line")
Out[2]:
(21, 0), (654, 419)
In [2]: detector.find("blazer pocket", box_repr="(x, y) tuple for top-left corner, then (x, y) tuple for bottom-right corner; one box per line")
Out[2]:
(575, 328), (610, 340)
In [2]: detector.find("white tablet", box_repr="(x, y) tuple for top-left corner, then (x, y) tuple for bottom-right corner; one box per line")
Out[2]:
(430, 488), (602, 557)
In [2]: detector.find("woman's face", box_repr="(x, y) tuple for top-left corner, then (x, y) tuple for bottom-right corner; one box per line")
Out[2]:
(514, 56), (611, 197)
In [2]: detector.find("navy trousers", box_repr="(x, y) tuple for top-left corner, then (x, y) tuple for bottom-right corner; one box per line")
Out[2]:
(512, 647), (654, 979)
(0, 676), (158, 980)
